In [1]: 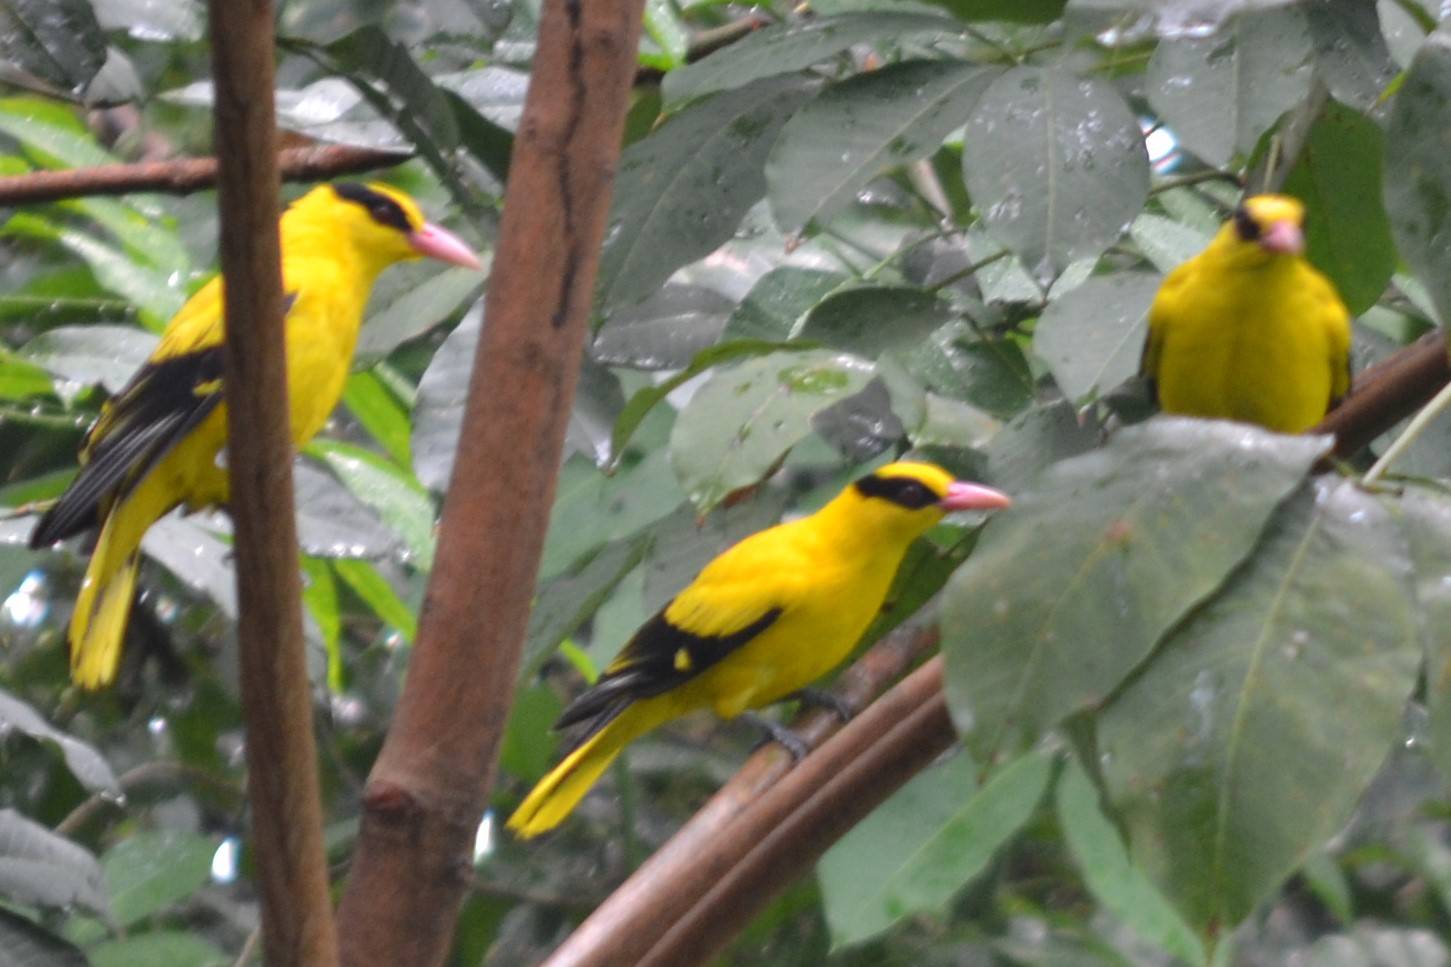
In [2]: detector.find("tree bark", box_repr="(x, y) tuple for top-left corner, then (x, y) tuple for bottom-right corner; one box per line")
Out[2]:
(334, 2), (645, 964)
(208, 1), (338, 964)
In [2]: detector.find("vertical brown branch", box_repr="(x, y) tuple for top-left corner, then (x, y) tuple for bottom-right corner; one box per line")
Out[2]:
(207, 1), (338, 965)
(334, 2), (645, 964)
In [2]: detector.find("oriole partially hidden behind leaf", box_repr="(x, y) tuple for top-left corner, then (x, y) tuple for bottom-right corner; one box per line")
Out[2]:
(29, 182), (481, 688)
(507, 462), (1012, 839)
(1141, 194), (1351, 433)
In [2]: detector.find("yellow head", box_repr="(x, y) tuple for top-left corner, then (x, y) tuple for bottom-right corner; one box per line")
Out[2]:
(825, 461), (1012, 547)
(1210, 194), (1306, 268)
(282, 181), (481, 275)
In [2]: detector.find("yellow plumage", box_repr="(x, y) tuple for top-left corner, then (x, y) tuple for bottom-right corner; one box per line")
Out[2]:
(1142, 194), (1351, 433)
(507, 462), (1012, 838)
(31, 182), (479, 688)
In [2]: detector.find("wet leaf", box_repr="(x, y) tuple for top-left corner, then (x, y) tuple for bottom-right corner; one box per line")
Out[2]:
(1384, 32), (1451, 327)
(670, 349), (876, 511)
(21, 324), (157, 394)
(0, 809), (106, 914)
(592, 284), (735, 371)
(1098, 480), (1419, 934)
(308, 440), (436, 571)
(342, 370), (412, 468)
(962, 66), (1149, 282)
(904, 323), (1034, 420)
(597, 74), (819, 313)
(1146, 4), (1314, 168)
(103, 831), (218, 929)
(355, 265), (485, 366)
(722, 266), (849, 343)
(411, 311), (479, 492)
(293, 461), (402, 560)
(1129, 211), (1213, 274)
(1305, 0), (1397, 111)
(661, 13), (958, 107)
(539, 450), (682, 581)
(1391, 488), (1451, 788)
(1034, 272), (1159, 403)
(523, 533), (652, 677)
(0, 689), (118, 794)
(943, 418), (1330, 761)
(565, 358), (627, 467)
(0, 96), (113, 168)
(91, 0), (203, 42)
(0, 0), (105, 93)
(798, 287), (954, 358)
(766, 60), (998, 232)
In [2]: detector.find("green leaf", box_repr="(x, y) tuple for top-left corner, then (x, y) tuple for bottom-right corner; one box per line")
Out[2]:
(1145, 4), (1315, 168)
(1129, 211), (1213, 274)
(1305, 0), (1398, 110)
(88, 931), (229, 967)
(500, 682), (565, 783)
(1391, 487), (1451, 788)
(0, 96), (113, 168)
(904, 322), (1034, 420)
(91, 0), (203, 42)
(0, 908), (87, 967)
(103, 831), (218, 929)
(59, 197), (190, 278)
(293, 462), (404, 560)
(592, 284), (735, 371)
(766, 60), (998, 233)
(540, 449), (683, 581)
(981, 399), (1096, 491)
(1098, 479), (1419, 934)
(660, 13), (958, 107)
(0, 0), (106, 93)
(798, 286), (953, 358)
(301, 556), (343, 691)
(21, 324), (158, 394)
(722, 266), (850, 343)
(0, 809), (106, 914)
(1281, 99), (1396, 315)
(643, 0), (689, 69)
(1033, 272), (1159, 403)
(597, 74), (819, 313)
(523, 534), (652, 677)
(0, 351), (57, 399)
(1384, 31), (1451, 326)
(0, 689), (119, 794)
(1056, 756), (1206, 966)
(309, 440), (437, 571)
(962, 66), (1149, 282)
(343, 370), (413, 467)
(942, 418), (1330, 761)
(917, 0), (1065, 22)
(820, 748), (1054, 949)
(333, 558), (417, 641)
(355, 265), (485, 366)
(670, 349), (876, 510)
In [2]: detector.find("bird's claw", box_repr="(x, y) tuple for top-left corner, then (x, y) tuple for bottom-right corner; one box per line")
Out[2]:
(743, 712), (811, 760)
(792, 687), (857, 722)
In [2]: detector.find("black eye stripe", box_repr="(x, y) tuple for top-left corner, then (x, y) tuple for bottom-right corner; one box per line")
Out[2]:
(1232, 205), (1260, 242)
(853, 474), (939, 509)
(332, 182), (414, 232)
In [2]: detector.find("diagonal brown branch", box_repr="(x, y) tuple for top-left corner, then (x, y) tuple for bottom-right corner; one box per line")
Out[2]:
(333, 2), (646, 964)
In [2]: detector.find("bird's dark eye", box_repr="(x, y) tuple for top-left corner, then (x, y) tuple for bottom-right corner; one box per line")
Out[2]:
(853, 475), (939, 510)
(332, 182), (414, 233)
(1232, 205), (1261, 241)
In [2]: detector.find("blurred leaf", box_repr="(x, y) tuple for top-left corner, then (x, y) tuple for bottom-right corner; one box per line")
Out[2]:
(139, 514), (235, 617)
(766, 60), (998, 233)
(592, 284), (735, 371)
(1129, 211), (1213, 274)
(342, 370), (412, 468)
(1098, 479), (1419, 935)
(0, 0), (105, 93)
(293, 461), (402, 560)
(1394, 488), (1451, 788)
(91, 0), (203, 42)
(1305, 0), (1398, 110)
(918, 0), (1065, 21)
(411, 310), (478, 491)
(962, 66), (1149, 282)
(301, 556), (342, 691)
(21, 324), (157, 394)
(59, 198), (189, 278)
(309, 440), (436, 571)
(722, 266), (849, 342)
(355, 265), (485, 366)
(0, 908), (87, 967)
(660, 13), (957, 107)
(822, 748), (1054, 949)
(798, 287), (953, 358)
(500, 682), (565, 783)
(1281, 99), (1395, 315)
(1384, 32), (1451, 328)
(943, 419), (1329, 761)
(1300, 925), (1450, 966)
(523, 534), (652, 677)
(540, 449), (682, 581)
(0, 809), (106, 914)
(103, 831), (218, 929)
(334, 558), (416, 641)
(1146, 4), (1314, 168)
(0, 689), (119, 794)
(1034, 272), (1159, 403)
(1056, 756), (1206, 966)
(980, 399), (1095, 491)
(642, 0), (689, 69)
(566, 358), (627, 467)
(88, 932), (229, 967)
(670, 349), (875, 510)
(0, 351), (57, 399)
(0, 96), (113, 168)
(597, 74), (819, 313)
(904, 323), (1034, 419)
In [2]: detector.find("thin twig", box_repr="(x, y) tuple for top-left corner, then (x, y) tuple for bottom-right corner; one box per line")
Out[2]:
(1148, 170), (1243, 196)
(928, 248), (1011, 293)
(56, 759), (246, 836)
(1363, 378), (1451, 484)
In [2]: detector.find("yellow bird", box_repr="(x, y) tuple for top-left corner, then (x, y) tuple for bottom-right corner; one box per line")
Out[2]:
(507, 462), (1012, 838)
(1141, 194), (1351, 433)
(30, 182), (480, 688)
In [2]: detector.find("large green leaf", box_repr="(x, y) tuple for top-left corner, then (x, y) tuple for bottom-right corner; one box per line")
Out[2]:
(591, 284), (735, 371)
(308, 440), (436, 571)
(1304, 0), (1397, 110)
(596, 74), (819, 313)
(88, 932), (229, 967)
(0, 908), (87, 967)
(722, 266), (849, 342)
(942, 418), (1329, 761)
(0, 0), (105, 93)
(103, 831), (218, 929)
(0, 690), (118, 794)
(1281, 99), (1396, 316)
(355, 264), (485, 366)
(670, 349), (875, 510)
(797, 286), (953, 358)
(818, 748), (1054, 949)
(1392, 488), (1451, 788)
(0, 809), (106, 914)
(660, 13), (958, 107)
(1033, 272), (1159, 404)
(917, 0), (1065, 22)
(1098, 479), (1419, 934)
(1145, 4), (1314, 168)
(766, 60), (997, 233)
(21, 324), (157, 394)
(0, 96), (114, 168)
(962, 66), (1149, 282)
(1384, 32), (1451, 326)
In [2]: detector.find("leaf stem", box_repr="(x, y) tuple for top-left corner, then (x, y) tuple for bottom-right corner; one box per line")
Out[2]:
(1148, 170), (1243, 196)
(928, 248), (1011, 293)
(1362, 378), (1451, 485)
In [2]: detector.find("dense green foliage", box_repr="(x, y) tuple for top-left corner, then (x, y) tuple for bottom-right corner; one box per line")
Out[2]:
(2, 0), (1451, 963)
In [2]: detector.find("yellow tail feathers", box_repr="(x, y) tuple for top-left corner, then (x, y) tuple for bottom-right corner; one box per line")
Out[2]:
(507, 699), (671, 839)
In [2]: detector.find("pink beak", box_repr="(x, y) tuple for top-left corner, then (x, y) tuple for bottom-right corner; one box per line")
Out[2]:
(408, 222), (483, 270)
(1259, 219), (1304, 256)
(939, 481), (1013, 512)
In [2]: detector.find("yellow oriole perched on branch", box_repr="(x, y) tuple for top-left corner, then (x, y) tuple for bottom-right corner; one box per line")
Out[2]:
(30, 182), (480, 688)
(507, 462), (1011, 838)
(1141, 194), (1351, 433)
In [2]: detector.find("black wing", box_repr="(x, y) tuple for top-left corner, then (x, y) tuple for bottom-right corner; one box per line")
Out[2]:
(29, 346), (225, 547)
(554, 605), (782, 748)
